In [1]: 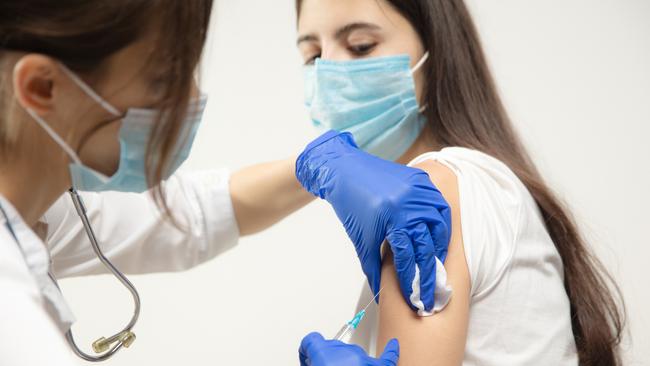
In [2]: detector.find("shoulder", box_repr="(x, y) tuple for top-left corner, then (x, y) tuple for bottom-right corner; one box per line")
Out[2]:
(410, 147), (531, 296)
(411, 147), (527, 204)
(410, 147), (526, 223)
(412, 156), (459, 197)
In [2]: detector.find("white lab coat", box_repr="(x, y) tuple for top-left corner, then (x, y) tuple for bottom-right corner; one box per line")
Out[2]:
(0, 169), (239, 365)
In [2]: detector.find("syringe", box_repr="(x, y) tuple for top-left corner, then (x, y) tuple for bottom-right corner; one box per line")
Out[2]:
(334, 288), (383, 343)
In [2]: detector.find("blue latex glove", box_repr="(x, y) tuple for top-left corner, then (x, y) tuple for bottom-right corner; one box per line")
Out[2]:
(299, 332), (399, 366)
(296, 130), (451, 314)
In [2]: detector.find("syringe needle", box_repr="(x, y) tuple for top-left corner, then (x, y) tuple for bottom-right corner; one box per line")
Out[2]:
(361, 287), (383, 312)
(335, 288), (385, 342)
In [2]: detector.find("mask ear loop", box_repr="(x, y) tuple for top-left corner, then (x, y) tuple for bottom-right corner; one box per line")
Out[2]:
(410, 52), (430, 75)
(23, 63), (124, 175)
(25, 108), (84, 165)
(57, 63), (122, 118)
(410, 52), (430, 113)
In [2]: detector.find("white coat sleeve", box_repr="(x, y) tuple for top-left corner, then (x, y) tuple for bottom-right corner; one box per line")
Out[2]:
(44, 169), (240, 278)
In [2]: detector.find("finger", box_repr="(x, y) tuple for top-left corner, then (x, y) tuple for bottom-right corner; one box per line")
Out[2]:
(359, 240), (384, 301)
(414, 169), (451, 223)
(299, 351), (308, 366)
(427, 210), (451, 263)
(412, 171), (452, 263)
(386, 229), (417, 311)
(299, 332), (326, 365)
(379, 338), (400, 365)
(366, 253), (383, 301)
(412, 222), (439, 314)
(431, 186), (452, 228)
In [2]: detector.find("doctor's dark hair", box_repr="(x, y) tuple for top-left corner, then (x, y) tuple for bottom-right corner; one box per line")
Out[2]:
(0, 0), (213, 220)
(295, 1), (626, 364)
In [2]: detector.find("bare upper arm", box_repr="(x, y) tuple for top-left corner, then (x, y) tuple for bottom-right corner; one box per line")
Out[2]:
(377, 160), (471, 366)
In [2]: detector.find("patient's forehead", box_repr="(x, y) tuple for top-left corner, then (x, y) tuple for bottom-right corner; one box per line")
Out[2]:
(298, 0), (407, 34)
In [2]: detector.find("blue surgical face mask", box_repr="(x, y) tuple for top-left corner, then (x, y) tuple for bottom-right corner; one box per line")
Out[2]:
(304, 53), (429, 161)
(25, 64), (207, 193)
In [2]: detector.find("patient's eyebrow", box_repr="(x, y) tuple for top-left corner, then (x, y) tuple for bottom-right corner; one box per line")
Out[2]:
(297, 34), (318, 46)
(296, 22), (382, 46)
(334, 22), (381, 40)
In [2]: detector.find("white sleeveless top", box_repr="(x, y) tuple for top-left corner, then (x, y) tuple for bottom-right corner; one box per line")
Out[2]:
(351, 147), (578, 365)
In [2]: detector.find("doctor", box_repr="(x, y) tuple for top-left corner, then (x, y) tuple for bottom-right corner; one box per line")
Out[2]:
(0, 1), (450, 365)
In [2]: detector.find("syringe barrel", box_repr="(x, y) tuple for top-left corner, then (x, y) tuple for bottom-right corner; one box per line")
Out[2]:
(334, 324), (355, 343)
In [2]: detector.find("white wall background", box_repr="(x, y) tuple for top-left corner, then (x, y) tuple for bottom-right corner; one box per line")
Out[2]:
(60, 0), (650, 365)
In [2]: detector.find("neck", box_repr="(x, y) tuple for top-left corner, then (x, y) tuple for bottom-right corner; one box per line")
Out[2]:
(396, 124), (441, 165)
(0, 152), (70, 227)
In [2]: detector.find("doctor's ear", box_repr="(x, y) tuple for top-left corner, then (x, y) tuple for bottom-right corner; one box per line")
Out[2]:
(12, 54), (61, 115)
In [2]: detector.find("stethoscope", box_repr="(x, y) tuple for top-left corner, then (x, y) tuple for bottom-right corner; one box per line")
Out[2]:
(0, 188), (140, 362)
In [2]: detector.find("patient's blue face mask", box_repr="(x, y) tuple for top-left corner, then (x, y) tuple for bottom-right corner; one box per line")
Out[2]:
(304, 53), (429, 161)
(25, 64), (207, 193)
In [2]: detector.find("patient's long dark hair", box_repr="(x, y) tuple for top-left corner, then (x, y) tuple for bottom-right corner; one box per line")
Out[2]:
(296, 1), (625, 364)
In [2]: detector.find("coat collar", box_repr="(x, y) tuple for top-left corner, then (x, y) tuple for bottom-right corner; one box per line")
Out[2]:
(0, 195), (76, 333)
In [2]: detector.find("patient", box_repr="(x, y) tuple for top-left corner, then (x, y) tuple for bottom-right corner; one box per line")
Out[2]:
(296, 0), (624, 365)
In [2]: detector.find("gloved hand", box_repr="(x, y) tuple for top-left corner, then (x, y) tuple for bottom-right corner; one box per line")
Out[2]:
(296, 130), (452, 314)
(299, 332), (399, 366)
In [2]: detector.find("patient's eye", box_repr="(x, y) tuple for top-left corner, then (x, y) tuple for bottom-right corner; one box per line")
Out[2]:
(305, 53), (321, 65)
(349, 43), (377, 56)
(347, 29), (379, 57)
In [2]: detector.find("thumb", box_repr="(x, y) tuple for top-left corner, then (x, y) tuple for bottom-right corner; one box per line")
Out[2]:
(378, 338), (400, 366)
(299, 332), (326, 365)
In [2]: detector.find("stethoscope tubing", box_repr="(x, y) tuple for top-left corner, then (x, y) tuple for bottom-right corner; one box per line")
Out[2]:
(0, 191), (141, 362)
(64, 188), (141, 362)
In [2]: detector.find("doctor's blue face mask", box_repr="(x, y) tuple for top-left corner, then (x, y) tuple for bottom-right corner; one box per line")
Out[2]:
(24, 64), (207, 193)
(304, 53), (429, 161)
